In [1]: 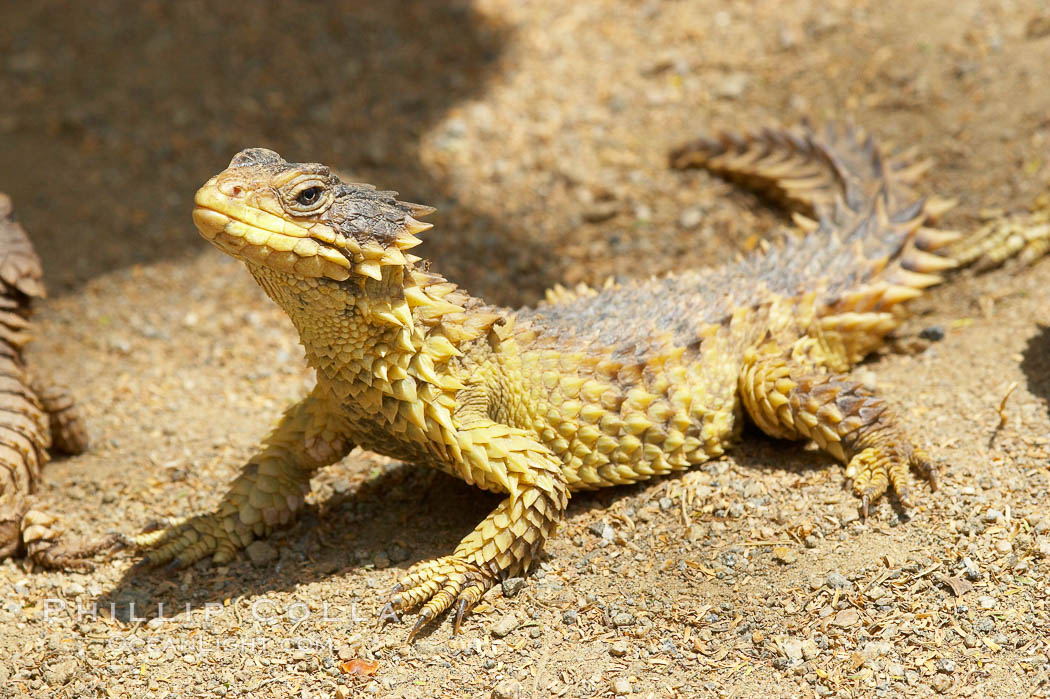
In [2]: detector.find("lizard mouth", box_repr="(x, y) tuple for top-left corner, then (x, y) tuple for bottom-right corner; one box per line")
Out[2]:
(192, 183), (352, 281)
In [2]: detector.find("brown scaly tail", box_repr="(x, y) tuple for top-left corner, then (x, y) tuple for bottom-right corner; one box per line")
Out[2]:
(672, 122), (962, 325)
(0, 193), (103, 572)
(669, 121), (958, 221)
(672, 121), (1050, 276)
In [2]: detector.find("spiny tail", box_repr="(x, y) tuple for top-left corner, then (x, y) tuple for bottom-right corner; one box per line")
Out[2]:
(0, 193), (94, 571)
(670, 121), (957, 223)
(673, 122), (1050, 276)
(671, 122), (961, 320)
(0, 193), (51, 560)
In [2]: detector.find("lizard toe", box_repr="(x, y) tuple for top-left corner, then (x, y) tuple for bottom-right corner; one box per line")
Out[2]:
(132, 513), (234, 568)
(384, 555), (495, 641)
(847, 442), (937, 514)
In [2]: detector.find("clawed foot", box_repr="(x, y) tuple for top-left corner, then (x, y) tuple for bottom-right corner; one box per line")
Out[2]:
(379, 555), (496, 643)
(20, 509), (124, 573)
(27, 533), (125, 573)
(846, 444), (939, 518)
(129, 464), (308, 570)
(130, 509), (255, 570)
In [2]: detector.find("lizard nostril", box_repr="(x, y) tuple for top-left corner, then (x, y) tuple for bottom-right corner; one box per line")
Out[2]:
(218, 179), (247, 197)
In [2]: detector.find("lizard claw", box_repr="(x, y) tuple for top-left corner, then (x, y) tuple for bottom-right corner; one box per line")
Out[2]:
(454, 598), (471, 636)
(380, 555), (495, 641)
(406, 612), (431, 645)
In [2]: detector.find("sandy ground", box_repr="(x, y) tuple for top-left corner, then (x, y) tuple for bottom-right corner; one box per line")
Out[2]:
(2, 0), (1050, 697)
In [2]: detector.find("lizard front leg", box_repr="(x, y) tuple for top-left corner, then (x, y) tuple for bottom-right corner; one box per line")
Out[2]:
(739, 337), (936, 515)
(383, 419), (569, 640)
(133, 389), (352, 567)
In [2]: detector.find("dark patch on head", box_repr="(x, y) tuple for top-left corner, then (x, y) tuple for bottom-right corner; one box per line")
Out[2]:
(229, 148), (284, 169)
(330, 182), (414, 246)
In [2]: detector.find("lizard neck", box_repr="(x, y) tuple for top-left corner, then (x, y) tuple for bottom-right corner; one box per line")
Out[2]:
(245, 261), (505, 394)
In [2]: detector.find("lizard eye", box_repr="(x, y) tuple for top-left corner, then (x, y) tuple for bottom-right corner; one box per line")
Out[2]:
(284, 179), (331, 214)
(296, 187), (322, 207)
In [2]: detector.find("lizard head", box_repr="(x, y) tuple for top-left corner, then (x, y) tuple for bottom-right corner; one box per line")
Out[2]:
(192, 148), (434, 282)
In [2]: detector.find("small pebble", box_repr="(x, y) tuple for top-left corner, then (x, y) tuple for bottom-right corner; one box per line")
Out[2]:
(781, 638), (804, 661)
(712, 72), (750, 99)
(387, 545), (411, 563)
(919, 325), (945, 342)
(995, 539), (1013, 554)
(589, 521), (614, 540)
(679, 206), (704, 228)
(245, 541), (279, 567)
(936, 658), (956, 674)
(1036, 537), (1050, 558)
(977, 596), (996, 610)
(490, 613), (520, 638)
(826, 572), (853, 590)
(931, 675), (952, 693)
(561, 610), (577, 625)
(772, 546), (797, 564)
(611, 678), (632, 695)
(42, 659), (77, 686)
(502, 578), (526, 598)
(609, 640), (630, 657)
(581, 201), (619, 223)
(491, 680), (522, 699)
(855, 369), (878, 391)
(612, 612), (636, 627)
(334, 686), (350, 699)
(831, 608), (860, 627)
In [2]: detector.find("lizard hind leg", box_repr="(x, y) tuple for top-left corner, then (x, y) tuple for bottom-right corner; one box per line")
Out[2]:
(738, 337), (937, 515)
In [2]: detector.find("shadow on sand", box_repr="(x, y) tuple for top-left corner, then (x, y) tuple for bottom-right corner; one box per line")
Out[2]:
(0, 0), (554, 305)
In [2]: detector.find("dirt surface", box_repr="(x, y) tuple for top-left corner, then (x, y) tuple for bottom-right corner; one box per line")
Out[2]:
(2, 1), (1050, 697)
